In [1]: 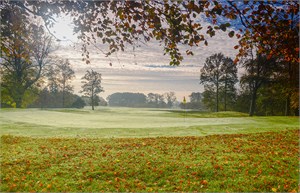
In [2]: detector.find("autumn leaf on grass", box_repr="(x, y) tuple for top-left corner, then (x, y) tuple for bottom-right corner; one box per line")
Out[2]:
(201, 180), (208, 185)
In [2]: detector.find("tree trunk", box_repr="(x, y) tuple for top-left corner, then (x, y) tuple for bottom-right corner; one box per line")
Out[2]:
(15, 97), (22, 108)
(91, 85), (94, 110)
(13, 88), (24, 108)
(216, 81), (219, 112)
(285, 95), (291, 116)
(224, 81), (227, 111)
(249, 89), (257, 116)
(91, 95), (94, 110)
(62, 91), (65, 108)
(294, 108), (299, 116)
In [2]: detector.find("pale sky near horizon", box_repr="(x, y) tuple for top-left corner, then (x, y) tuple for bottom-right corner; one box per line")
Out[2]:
(50, 14), (239, 102)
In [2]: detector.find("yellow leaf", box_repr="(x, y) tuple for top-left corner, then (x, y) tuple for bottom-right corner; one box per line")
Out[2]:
(271, 187), (277, 192)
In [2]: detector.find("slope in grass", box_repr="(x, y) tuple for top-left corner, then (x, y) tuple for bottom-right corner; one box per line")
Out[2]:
(165, 110), (249, 118)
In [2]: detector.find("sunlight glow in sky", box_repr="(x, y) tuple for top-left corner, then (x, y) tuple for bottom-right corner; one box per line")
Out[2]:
(50, 14), (239, 101)
(50, 15), (78, 45)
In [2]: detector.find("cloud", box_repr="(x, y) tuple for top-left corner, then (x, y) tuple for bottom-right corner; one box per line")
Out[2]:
(51, 19), (239, 100)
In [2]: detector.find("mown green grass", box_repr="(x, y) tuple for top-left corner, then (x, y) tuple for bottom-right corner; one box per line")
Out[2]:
(0, 108), (298, 192)
(0, 108), (298, 138)
(1, 130), (298, 192)
(164, 110), (249, 118)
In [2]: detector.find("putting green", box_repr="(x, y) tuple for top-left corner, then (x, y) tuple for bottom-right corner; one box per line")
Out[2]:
(0, 107), (298, 138)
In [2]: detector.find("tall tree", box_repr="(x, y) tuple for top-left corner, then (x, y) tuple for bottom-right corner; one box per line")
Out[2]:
(2, 1), (298, 111)
(0, 5), (53, 107)
(200, 53), (237, 112)
(56, 59), (75, 107)
(80, 69), (104, 110)
(40, 59), (75, 108)
(202, 85), (217, 111)
(200, 53), (223, 112)
(219, 57), (238, 111)
(240, 53), (277, 116)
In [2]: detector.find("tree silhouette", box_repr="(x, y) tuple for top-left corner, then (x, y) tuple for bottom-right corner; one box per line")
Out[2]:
(1, 1), (298, 112)
(80, 70), (104, 110)
(240, 53), (277, 116)
(0, 6), (53, 107)
(200, 53), (237, 112)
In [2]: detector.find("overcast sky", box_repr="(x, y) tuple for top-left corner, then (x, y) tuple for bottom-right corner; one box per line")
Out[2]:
(50, 15), (239, 102)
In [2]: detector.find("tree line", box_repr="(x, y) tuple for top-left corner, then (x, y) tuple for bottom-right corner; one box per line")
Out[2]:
(106, 92), (177, 108)
(198, 52), (298, 116)
(1, 1), (298, 116)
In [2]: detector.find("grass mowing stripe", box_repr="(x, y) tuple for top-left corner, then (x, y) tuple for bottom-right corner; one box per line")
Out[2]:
(1, 130), (298, 192)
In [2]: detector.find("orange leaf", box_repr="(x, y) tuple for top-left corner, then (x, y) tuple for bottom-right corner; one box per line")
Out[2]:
(201, 180), (208, 185)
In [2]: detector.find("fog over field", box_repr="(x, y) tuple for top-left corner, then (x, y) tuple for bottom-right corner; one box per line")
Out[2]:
(1, 108), (298, 138)
(50, 16), (239, 100)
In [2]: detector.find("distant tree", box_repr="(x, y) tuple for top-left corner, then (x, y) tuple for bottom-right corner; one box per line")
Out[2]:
(147, 93), (158, 107)
(107, 92), (147, 107)
(202, 85), (216, 111)
(181, 92), (203, 110)
(1, 1), (298, 112)
(56, 59), (75, 107)
(164, 92), (176, 108)
(29, 89), (81, 109)
(98, 96), (108, 106)
(71, 97), (85, 109)
(180, 92), (204, 110)
(81, 95), (107, 107)
(45, 65), (60, 93)
(189, 92), (202, 103)
(45, 59), (75, 107)
(200, 53), (237, 112)
(200, 53), (223, 112)
(0, 6), (53, 107)
(157, 94), (167, 108)
(80, 70), (104, 110)
(147, 93), (166, 108)
(219, 57), (238, 111)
